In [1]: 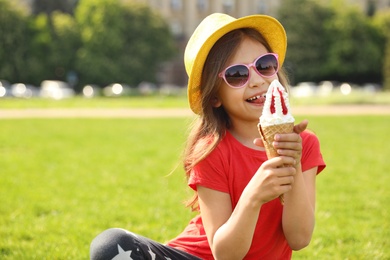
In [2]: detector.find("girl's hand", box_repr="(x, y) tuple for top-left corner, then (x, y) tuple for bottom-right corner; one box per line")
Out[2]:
(254, 120), (308, 166)
(246, 156), (296, 204)
(249, 120), (308, 203)
(273, 120), (308, 165)
(293, 119), (309, 135)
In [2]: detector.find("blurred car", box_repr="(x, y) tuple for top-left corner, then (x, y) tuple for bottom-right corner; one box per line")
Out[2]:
(82, 84), (101, 98)
(0, 80), (11, 98)
(103, 83), (132, 97)
(317, 81), (337, 96)
(159, 83), (186, 96)
(137, 81), (157, 95)
(40, 80), (75, 99)
(11, 83), (39, 98)
(290, 82), (317, 97)
(362, 83), (381, 93)
(339, 83), (353, 95)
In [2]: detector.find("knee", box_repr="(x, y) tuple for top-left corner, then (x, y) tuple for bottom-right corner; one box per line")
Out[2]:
(90, 228), (138, 260)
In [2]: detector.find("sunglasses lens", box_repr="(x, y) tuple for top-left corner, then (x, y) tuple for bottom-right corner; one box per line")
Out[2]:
(224, 65), (249, 87)
(256, 55), (278, 76)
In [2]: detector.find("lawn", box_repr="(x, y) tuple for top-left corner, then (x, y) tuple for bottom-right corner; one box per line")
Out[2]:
(0, 115), (389, 259)
(293, 116), (389, 259)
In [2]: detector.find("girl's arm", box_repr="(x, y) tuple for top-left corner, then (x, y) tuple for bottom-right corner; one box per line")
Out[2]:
(197, 186), (257, 260)
(273, 120), (317, 249)
(197, 155), (296, 260)
(282, 166), (317, 250)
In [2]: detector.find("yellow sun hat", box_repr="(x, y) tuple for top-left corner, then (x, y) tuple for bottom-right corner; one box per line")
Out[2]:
(185, 13), (287, 114)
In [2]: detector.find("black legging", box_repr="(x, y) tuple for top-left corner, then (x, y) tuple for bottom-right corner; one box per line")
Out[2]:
(90, 228), (202, 260)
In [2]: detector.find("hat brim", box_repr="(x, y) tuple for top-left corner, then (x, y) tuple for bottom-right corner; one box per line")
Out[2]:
(187, 14), (287, 114)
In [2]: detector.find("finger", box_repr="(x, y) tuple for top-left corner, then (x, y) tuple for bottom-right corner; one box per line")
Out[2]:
(253, 138), (264, 147)
(273, 138), (301, 150)
(274, 131), (302, 142)
(278, 152), (301, 166)
(273, 166), (296, 179)
(293, 119), (309, 134)
(279, 184), (293, 195)
(279, 175), (295, 186)
(276, 148), (301, 158)
(266, 156), (296, 169)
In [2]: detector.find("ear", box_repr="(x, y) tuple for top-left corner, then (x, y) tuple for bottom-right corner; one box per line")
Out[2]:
(212, 96), (222, 108)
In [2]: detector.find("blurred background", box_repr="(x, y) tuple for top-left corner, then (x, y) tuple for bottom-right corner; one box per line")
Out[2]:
(1, 0), (390, 100)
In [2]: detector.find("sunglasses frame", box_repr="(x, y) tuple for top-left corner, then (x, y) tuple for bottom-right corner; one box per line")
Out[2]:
(218, 53), (279, 88)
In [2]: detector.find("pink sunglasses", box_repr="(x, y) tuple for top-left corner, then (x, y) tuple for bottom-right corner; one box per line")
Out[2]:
(218, 53), (279, 88)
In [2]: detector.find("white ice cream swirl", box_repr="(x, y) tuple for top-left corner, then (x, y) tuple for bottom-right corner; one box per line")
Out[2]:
(259, 79), (295, 127)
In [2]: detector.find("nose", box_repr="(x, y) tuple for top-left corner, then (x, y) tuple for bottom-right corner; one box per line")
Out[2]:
(247, 66), (266, 88)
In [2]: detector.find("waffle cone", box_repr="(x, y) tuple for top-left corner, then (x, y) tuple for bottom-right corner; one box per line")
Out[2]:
(258, 122), (294, 204)
(258, 123), (294, 159)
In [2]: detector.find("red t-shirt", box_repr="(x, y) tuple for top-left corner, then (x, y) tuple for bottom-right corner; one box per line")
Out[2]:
(167, 130), (326, 259)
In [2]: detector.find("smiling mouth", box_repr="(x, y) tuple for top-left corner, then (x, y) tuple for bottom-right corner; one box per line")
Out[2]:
(246, 94), (266, 104)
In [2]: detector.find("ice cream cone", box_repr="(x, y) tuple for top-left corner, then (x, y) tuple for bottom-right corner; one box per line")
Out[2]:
(258, 122), (294, 205)
(258, 80), (295, 204)
(258, 122), (294, 160)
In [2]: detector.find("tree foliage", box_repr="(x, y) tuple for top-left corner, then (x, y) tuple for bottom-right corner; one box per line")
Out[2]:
(373, 10), (390, 91)
(0, 0), (30, 83)
(31, 0), (76, 15)
(0, 0), (388, 89)
(278, 0), (387, 85)
(324, 7), (384, 83)
(278, 0), (334, 84)
(75, 0), (175, 87)
(0, 0), (175, 89)
(26, 11), (81, 85)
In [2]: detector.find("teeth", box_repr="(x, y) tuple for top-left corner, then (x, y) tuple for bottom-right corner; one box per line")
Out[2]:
(247, 95), (265, 101)
(247, 96), (259, 101)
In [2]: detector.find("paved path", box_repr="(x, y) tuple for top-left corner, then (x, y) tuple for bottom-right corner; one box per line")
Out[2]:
(0, 105), (390, 118)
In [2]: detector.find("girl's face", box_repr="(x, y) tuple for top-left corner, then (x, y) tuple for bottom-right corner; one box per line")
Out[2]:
(215, 37), (278, 125)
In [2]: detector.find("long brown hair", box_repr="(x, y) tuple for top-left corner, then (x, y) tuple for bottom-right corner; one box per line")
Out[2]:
(183, 28), (289, 210)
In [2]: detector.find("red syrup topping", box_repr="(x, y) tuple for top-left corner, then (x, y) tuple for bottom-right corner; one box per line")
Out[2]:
(269, 88), (289, 115)
(270, 94), (275, 114)
(279, 89), (288, 115)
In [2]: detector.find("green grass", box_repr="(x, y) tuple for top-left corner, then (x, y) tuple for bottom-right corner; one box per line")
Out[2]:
(1, 115), (389, 259)
(0, 118), (197, 259)
(293, 116), (390, 259)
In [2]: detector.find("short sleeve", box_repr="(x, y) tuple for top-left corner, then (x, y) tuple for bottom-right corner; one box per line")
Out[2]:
(188, 145), (230, 193)
(301, 131), (326, 174)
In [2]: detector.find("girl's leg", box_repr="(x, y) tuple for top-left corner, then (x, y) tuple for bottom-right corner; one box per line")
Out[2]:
(90, 228), (201, 260)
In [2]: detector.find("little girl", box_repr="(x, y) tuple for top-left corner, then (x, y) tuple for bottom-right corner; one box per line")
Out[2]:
(90, 13), (326, 260)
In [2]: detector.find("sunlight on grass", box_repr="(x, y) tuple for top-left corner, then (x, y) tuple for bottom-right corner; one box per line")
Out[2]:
(293, 116), (390, 259)
(0, 116), (389, 259)
(0, 118), (196, 259)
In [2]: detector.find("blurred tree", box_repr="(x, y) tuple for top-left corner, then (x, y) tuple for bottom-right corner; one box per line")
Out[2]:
(0, 0), (30, 83)
(279, 0), (386, 85)
(325, 7), (384, 83)
(385, 41), (390, 91)
(32, 0), (78, 15)
(75, 0), (175, 88)
(373, 10), (390, 91)
(366, 0), (376, 17)
(25, 12), (81, 85)
(278, 0), (334, 84)
(31, 0), (78, 59)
